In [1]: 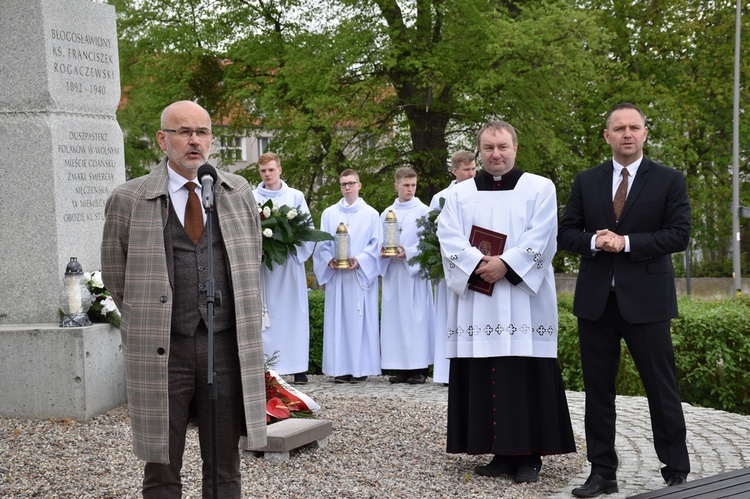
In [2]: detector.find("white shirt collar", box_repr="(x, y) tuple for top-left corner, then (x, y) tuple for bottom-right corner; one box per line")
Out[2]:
(166, 161), (201, 194)
(613, 155), (643, 177)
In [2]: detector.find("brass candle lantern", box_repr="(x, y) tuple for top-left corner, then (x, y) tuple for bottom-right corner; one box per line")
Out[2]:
(334, 222), (351, 269)
(382, 209), (400, 257)
(59, 257), (92, 327)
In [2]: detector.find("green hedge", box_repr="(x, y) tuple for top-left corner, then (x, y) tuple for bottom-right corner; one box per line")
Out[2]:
(307, 290), (750, 415)
(308, 289), (325, 375)
(671, 296), (750, 414)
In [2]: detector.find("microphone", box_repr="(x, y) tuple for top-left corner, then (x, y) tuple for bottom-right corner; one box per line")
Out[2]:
(198, 163), (218, 209)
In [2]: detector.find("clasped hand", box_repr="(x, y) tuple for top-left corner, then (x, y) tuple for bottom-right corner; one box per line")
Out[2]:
(474, 255), (507, 283)
(595, 229), (625, 253)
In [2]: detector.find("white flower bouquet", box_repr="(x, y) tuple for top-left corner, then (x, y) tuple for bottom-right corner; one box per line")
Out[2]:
(85, 271), (121, 327)
(258, 199), (333, 270)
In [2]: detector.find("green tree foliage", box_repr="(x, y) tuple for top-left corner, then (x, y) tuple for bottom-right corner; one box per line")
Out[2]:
(111, 0), (605, 211)
(111, 0), (750, 271)
(111, 0), (241, 174)
(580, 0), (750, 272)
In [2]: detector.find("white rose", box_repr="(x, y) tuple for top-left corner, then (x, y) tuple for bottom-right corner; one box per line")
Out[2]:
(262, 206), (271, 219)
(90, 271), (104, 288)
(263, 228), (273, 238)
(101, 296), (119, 315)
(272, 200), (281, 212)
(287, 209), (298, 220)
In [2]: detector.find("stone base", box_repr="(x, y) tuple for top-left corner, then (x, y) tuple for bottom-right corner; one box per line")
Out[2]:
(0, 322), (126, 422)
(241, 418), (332, 463)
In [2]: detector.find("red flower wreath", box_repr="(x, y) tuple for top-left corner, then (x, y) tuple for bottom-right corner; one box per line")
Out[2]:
(264, 369), (318, 423)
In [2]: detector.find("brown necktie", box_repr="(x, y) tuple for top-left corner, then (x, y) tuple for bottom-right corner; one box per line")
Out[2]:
(613, 167), (629, 222)
(184, 182), (203, 244)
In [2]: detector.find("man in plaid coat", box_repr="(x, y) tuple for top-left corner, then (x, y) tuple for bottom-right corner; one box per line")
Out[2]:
(101, 101), (266, 497)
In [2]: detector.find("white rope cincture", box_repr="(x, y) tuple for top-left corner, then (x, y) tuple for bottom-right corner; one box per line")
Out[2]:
(260, 266), (270, 330)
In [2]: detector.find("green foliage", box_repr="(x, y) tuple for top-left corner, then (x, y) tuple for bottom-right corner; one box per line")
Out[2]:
(307, 289), (325, 374)
(557, 293), (750, 415)
(580, 0), (750, 272)
(407, 200), (444, 281)
(122, 126), (159, 180)
(557, 301), (583, 391)
(671, 296), (750, 414)
(674, 254), (750, 278)
(113, 0), (750, 273)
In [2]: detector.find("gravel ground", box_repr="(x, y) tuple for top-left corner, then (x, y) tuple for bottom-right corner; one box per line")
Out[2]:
(0, 376), (586, 498)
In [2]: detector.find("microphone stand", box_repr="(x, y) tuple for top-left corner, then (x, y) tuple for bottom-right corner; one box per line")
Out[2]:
(203, 186), (219, 499)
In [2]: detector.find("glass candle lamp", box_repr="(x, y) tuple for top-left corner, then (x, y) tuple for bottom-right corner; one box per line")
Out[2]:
(334, 222), (351, 269)
(59, 257), (92, 327)
(382, 210), (399, 257)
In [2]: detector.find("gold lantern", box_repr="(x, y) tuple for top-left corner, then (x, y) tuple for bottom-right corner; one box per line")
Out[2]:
(382, 209), (400, 257)
(334, 222), (351, 269)
(59, 257), (92, 327)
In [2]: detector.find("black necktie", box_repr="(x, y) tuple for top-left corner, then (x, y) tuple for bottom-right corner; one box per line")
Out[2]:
(613, 167), (629, 222)
(184, 182), (203, 244)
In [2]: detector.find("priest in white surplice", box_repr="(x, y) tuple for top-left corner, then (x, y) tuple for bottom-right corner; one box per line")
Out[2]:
(437, 121), (575, 484)
(313, 169), (381, 383)
(379, 167), (434, 385)
(429, 150), (476, 385)
(253, 152), (313, 384)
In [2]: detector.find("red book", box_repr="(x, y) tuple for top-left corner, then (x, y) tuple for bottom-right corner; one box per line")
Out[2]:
(468, 225), (507, 296)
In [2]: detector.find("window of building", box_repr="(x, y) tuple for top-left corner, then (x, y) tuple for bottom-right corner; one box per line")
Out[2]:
(258, 136), (272, 156)
(220, 136), (246, 162)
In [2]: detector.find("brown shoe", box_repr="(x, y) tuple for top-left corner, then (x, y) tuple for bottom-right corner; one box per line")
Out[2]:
(388, 372), (409, 383)
(407, 373), (427, 384)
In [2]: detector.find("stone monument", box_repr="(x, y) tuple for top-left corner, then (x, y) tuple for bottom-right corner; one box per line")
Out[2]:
(0, 0), (127, 422)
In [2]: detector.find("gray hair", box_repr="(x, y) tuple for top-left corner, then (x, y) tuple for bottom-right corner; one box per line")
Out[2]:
(476, 121), (518, 149)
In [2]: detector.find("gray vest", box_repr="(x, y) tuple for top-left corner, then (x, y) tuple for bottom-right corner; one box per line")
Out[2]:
(166, 200), (236, 336)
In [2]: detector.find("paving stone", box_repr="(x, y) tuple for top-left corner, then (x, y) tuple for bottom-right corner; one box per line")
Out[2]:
(296, 374), (750, 498)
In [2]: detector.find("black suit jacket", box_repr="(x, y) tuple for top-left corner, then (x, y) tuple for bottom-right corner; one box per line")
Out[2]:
(558, 158), (691, 324)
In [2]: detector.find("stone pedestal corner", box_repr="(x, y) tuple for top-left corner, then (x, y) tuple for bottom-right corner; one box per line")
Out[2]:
(0, 323), (126, 422)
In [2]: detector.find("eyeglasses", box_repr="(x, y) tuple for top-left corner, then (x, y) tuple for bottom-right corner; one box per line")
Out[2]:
(162, 128), (212, 139)
(340, 181), (359, 188)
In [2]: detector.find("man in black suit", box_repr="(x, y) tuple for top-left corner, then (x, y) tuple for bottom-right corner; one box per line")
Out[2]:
(558, 102), (691, 497)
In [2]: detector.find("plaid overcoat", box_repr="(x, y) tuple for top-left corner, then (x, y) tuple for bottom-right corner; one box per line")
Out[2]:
(101, 159), (267, 463)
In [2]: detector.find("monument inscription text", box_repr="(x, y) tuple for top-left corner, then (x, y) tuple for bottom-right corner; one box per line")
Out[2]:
(50, 29), (116, 97)
(45, 26), (122, 227)
(59, 130), (119, 223)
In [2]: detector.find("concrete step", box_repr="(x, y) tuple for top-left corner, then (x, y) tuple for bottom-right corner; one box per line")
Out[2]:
(241, 418), (332, 463)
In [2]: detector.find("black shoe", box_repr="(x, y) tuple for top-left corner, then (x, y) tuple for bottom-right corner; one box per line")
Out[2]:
(388, 372), (409, 384)
(666, 474), (687, 486)
(514, 465), (540, 483)
(333, 375), (352, 383)
(407, 373), (427, 384)
(293, 373), (308, 384)
(475, 455), (516, 477)
(350, 376), (367, 383)
(572, 473), (619, 497)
